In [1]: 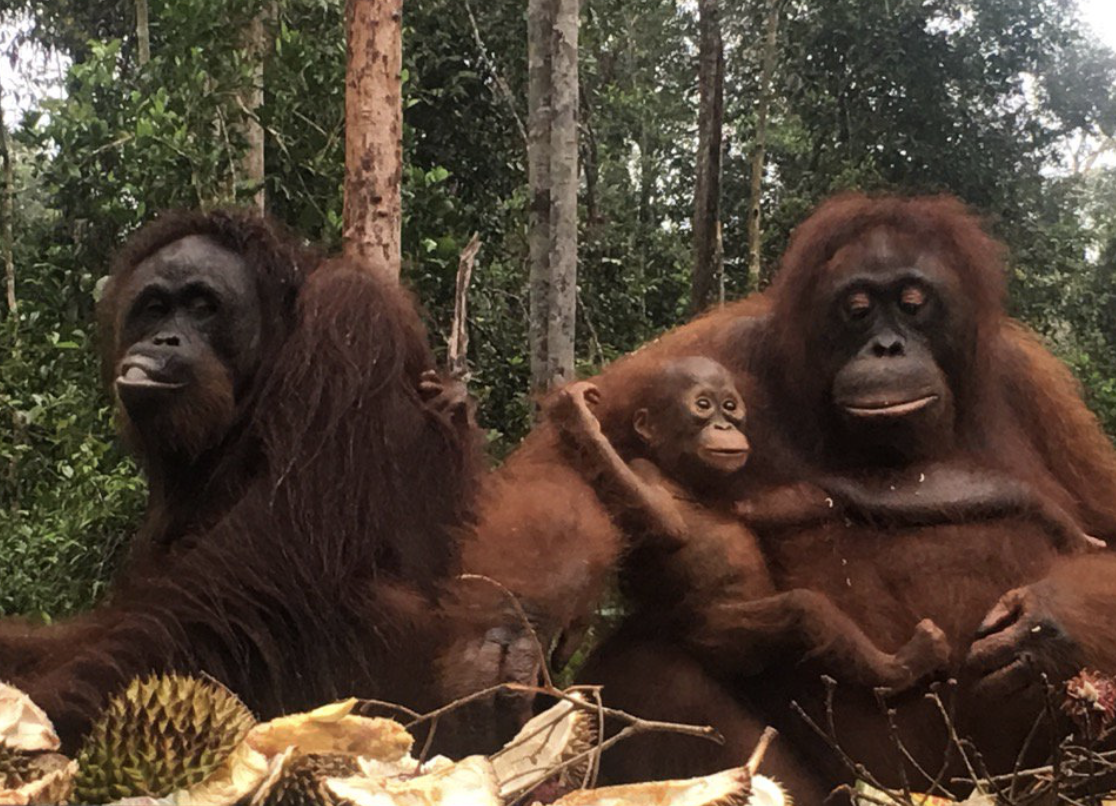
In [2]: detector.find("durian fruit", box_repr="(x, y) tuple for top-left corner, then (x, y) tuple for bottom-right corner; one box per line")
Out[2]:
(246, 700), (413, 762)
(252, 753), (360, 806)
(0, 748), (77, 806)
(170, 699), (418, 806)
(73, 674), (255, 804)
(0, 744), (35, 789)
(0, 683), (76, 806)
(491, 694), (597, 800)
(325, 755), (502, 806)
(544, 767), (790, 806)
(0, 683), (60, 753)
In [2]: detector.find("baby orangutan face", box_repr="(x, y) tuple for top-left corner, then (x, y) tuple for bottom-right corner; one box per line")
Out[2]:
(634, 357), (750, 483)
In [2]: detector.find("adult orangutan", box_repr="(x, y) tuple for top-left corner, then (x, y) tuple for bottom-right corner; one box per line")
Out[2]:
(0, 210), (484, 749)
(456, 194), (1116, 799)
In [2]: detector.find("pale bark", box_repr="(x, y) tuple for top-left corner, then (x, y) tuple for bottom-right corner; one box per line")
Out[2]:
(448, 234), (481, 379)
(343, 0), (403, 278)
(527, 0), (554, 393)
(746, 0), (782, 291)
(240, 1), (274, 212)
(136, 0), (151, 66)
(546, 0), (579, 388)
(691, 0), (724, 314)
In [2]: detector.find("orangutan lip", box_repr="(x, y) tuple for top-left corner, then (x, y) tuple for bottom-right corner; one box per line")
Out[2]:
(843, 394), (938, 418)
(705, 448), (749, 456)
(116, 364), (187, 391)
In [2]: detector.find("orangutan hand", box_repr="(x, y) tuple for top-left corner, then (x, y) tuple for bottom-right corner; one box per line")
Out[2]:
(965, 584), (1082, 698)
(418, 370), (476, 429)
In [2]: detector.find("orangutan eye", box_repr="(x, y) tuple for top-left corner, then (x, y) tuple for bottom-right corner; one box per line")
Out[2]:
(140, 297), (168, 319)
(696, 397), (713, 411)
(187, 293), (218, 318)
(899, 285), (926, 315)
(845, 291), (872, 320)
(723, 399), (737, 412)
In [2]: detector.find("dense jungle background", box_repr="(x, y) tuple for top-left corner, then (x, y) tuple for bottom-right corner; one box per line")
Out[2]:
(0, 0), (1114, 619)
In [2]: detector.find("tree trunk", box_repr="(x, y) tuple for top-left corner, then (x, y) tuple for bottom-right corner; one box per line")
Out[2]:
(527, 0), (554, 394)
(135, 0), (151, 66)
(746, 0), (782, 292)
(1, 94), (14, 322)
(343, 0), (403, 278)
(240, 0), (274, 212)
(691, 0), (724, 315)
(2, 86), (20, 514)
(546, 0), (579, 388)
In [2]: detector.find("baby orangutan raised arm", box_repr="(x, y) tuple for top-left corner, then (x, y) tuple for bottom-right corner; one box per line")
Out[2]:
(548, 358), (950, 692)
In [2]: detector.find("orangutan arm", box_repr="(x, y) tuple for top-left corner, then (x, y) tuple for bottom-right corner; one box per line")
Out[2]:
(549, 381), (687, 543)
(816, 467), (1101, 554)
(1000, 322), (1116, 541)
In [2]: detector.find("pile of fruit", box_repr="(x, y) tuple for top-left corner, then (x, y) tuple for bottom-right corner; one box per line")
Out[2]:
(0, 677), (787, 806)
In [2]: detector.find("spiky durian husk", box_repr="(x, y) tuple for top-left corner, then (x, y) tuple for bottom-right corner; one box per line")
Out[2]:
(73, 673), (255, 804)
(256, 754), (360, 806)
(0, 747), (77, 805)
(0, 743), (35, 788)
(492, 694), (598, 799)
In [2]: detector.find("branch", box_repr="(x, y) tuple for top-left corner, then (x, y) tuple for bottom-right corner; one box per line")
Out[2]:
(447, 233), (480, 380)
(462, 0), (527, 144)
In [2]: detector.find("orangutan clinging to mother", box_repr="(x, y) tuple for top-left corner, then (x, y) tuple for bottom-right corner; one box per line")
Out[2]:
(456, 194), (1116, 800)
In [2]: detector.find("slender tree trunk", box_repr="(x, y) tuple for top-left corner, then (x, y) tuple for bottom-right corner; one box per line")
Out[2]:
(2, 89), (21, 515)
(746, 0), (782, 291)
(691, 0), (724, 315)
(527, 0), (554, 394)
(343, 0), (403, 277)
(135, 0), (151, 66)
(240, 0), (274, 212)
(1, 96), (14, 322)
(546, 0), (579, 388)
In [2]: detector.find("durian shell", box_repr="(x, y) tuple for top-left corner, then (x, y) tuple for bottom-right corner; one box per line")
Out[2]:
(0, 683), (60, 753)
(246, 700), (412, 761)
(491, 695), (597, 799)
(252, 753), (360, 806)
(73, 674), (255, 804)
(545, 768), (789, 806)
(168, 702), (419, 806)
(0, 745), (35, 788)
(325, 755), (501, 806)
(0, 751), (76, 806)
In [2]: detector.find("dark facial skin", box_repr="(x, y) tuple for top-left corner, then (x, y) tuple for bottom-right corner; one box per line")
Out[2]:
(112, 235), (262, 454)
(634, 357), (750, 484)
(817, 229), (973, 459)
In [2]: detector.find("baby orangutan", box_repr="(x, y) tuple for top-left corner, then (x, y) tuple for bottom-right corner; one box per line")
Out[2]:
(549, 357), (1100, 691)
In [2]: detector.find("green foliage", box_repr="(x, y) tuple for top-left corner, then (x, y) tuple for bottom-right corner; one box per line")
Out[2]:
(1, 0), (1115, 616)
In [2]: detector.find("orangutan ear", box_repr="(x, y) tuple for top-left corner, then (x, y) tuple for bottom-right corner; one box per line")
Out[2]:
(633, 408), (654, 445)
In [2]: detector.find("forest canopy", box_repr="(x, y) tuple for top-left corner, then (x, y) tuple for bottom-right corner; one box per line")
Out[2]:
(1, 0), (1115, 617)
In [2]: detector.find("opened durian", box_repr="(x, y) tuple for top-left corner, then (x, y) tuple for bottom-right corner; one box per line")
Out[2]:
(545, 767), (789, 806)
(253, 753), (360, 806)
(0, 682), (77, 806)
(0, 745), (35, 790)
(0, 683), (60, 755)
(325, 755), (502, 806)
(73, 673), (255, 804)
(170, 699), (419, 806)
(491, 694), (597, 800)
